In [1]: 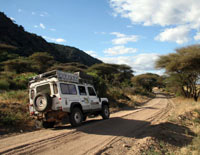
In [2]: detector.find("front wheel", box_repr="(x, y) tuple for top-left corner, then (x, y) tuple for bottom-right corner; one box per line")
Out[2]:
(69, 108), (83, 127)
(101, 105), (110, 119)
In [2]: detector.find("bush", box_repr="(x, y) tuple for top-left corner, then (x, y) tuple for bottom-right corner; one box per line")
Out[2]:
(0, 79), (10, 90)
(0, 90), (28, 104)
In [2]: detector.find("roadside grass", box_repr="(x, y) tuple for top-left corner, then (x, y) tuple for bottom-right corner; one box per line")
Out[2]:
(0, 90), (34, 135)
(141, 97), (200, 155)
(107, 87), (154, 112)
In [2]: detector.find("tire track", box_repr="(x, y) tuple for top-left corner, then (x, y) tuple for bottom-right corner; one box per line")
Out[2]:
(0, 94), (173, 155)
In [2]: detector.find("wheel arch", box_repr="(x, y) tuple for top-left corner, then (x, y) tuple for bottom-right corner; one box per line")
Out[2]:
(70, 102), (83, 113)
(102, 101), (109, 108)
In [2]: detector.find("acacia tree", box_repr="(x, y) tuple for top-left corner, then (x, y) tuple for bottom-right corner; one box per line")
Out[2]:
(87, 63), (134, 86)
(156, 45), (200, 101)
(131, 73), (159, 92)
(29, 52), (54, 73)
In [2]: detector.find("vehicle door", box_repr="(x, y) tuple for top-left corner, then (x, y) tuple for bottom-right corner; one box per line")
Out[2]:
(59, 83), (79, 111)
(87, 86), (101, 110)
(78, 85), (90, 111)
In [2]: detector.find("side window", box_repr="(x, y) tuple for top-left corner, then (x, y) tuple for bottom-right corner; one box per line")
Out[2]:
(60, 83), (77, 95)
(88, 87), (96, 96)
(78, 86), (87, 96)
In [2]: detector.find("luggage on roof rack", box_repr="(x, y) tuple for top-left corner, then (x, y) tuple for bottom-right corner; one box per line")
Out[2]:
(29, 70), (93, 84)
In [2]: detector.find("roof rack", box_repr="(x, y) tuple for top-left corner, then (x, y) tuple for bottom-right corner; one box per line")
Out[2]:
(29, 70), (93, 84)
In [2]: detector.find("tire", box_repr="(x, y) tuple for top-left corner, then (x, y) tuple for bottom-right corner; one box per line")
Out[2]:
(42, 121), (55, 128)
(101, 104), (110, 119)
(82, 116), (87, 122)
(69, 108), (83, 127)
(33, 93), (52, 112)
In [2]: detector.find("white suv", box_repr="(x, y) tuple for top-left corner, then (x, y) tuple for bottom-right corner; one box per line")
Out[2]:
(29, 70), (110, 128)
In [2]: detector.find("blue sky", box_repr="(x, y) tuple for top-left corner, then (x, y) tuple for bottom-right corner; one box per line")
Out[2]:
(1, 0), (200, 74)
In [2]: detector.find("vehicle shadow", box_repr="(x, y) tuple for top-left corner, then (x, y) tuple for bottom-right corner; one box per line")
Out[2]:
(54, 117), (196, 147)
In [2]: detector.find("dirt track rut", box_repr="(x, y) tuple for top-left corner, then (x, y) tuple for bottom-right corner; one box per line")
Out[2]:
(0, 93), (173, 155)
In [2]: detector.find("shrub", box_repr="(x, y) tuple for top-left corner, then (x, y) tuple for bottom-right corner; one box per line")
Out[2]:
(0, 79), (10, 90)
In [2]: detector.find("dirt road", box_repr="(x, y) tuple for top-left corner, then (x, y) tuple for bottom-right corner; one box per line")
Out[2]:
(0, 93), (173, 155)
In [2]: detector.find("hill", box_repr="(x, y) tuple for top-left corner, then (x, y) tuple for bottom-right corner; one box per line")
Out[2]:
(0, 12), (102, 66)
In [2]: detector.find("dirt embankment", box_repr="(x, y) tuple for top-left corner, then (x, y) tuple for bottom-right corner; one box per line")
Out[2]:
(0, 93), (173, 155)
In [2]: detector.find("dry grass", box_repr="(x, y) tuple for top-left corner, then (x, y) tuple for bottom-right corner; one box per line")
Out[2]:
(141, 97), (200, 155)
(0, 90), (34, 135)
(169, 97), (200, 122)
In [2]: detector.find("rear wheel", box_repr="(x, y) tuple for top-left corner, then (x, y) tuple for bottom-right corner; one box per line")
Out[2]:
(101, 105), (110, 119)
(69, 108), (83, 127)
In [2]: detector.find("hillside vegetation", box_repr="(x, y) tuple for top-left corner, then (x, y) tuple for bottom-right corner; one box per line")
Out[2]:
(0, 12), (102, 66)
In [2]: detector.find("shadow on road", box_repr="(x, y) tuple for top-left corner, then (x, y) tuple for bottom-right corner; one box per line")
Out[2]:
(54, 117), (195, 147)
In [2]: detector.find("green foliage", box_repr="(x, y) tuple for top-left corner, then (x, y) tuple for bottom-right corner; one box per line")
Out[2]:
(0, 79), (10, 90)
(49, 62), (88, 73)
(87, 63), (134, 86)
(0, 111), (23, 126)
(0, 49), (19, 63)
(87, 72), (107, 97)
(156, 45), (200, 101)
(0, 90), (30, 127)
(132, 73), (160, 92)
(29, 52), (54, 73)
(0, 90), (28, 103)
(3, 57), (32, 73)
(0, 72), (36, 90)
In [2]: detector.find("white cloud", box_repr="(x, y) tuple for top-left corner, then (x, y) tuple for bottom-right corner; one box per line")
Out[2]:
(39, 23), (45, 29)
(109, 0), (200, 27)
(40, 12), (48, 17)
(34, 25), (38, 28)
(155, 26), (190, 44)
(104, 46), (137, 56)
(194, 32), (200, 40)
(85, 50), (97, 57)
(32, 12), (36, 15)
(109, 0), (200, 44)
(43, 36), (66, 43)
(100, 53), (160, 74)
(111, 32), (139, 45)
(50, 28), (56, 31)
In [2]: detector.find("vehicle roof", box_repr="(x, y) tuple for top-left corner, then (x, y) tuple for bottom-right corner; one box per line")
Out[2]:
(29, 77), (94, 88)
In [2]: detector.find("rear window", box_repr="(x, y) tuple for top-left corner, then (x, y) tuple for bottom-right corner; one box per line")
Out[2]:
(36, 84), (50, 94)
(60, 83), (77, 95)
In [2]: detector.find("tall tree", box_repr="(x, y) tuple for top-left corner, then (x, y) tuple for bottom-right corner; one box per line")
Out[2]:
(156, 45), (200, 101)
(29, 52), (54, 73)
(132, 73), (159, 92)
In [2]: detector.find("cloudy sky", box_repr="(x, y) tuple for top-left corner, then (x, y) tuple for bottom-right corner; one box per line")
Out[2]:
(1, 0), (200, 74)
